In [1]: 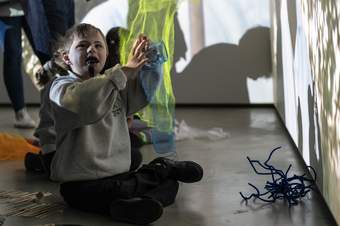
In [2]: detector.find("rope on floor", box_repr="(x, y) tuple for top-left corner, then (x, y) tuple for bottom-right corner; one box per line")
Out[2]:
(240, 146), (316, 207)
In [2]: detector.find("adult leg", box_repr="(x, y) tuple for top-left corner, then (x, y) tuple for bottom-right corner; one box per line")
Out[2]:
(42, 0), (74, 51)
(22, 0), (51, 64)
(2, 17), (37, 128)
(65, 0), (75, 29)
(22, 20), (50, 64)
(2, 16), (25, 112)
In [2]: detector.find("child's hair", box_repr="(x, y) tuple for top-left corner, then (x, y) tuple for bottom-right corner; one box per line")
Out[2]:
(60, 23), (107, 54)
(104, 27), (129, 69)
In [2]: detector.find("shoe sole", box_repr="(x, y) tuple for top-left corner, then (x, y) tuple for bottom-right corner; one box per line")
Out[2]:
(110, 198), (163, 225)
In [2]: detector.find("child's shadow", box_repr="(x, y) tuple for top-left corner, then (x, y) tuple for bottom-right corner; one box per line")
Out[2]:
(172, 26), (272, 104)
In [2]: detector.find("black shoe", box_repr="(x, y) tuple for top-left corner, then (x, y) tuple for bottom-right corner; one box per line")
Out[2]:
(24, 152), (45, 173)
(150, 157), (203, 183)
(24, 151), (55, 175)
(110, 197), (163, 225)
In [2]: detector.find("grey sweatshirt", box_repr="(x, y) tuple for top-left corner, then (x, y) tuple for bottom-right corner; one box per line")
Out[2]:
(49, 64), (161, 182)
(34, 81), (57, 154)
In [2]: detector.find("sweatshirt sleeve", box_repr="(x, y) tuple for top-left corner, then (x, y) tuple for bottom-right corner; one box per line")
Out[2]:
(49, 65), (127, 128)
(34, 86), (56, 154)
(120, 63), (163, 116)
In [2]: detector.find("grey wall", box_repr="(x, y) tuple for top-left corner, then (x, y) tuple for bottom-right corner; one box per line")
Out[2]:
(0, 0), (273, 105)
(172, 0), (273, 104)
(172, 24), (272, 104)
(272, 0), (340, 224)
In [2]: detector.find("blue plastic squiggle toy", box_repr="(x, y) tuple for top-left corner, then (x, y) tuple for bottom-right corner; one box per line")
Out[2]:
(240, 147), (316, 207)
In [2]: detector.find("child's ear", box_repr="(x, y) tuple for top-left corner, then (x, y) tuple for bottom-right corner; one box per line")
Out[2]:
(63, 53), (72, 65)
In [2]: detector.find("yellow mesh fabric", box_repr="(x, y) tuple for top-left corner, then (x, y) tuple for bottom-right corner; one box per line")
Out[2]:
(120, 0), (177, 133)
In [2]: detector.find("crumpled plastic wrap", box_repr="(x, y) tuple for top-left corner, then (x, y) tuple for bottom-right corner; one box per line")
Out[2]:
(174, 120), (229, 141)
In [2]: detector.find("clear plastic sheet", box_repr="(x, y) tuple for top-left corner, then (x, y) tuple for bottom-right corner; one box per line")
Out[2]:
(174, 120), (229, 141)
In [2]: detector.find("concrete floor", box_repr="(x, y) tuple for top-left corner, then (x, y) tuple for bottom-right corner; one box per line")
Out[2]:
(0, 106), (337, 226)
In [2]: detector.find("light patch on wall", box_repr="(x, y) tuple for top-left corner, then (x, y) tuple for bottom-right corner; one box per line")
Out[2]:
(293, 0), (314, 165)
(175, 0), (270, 73)
(176, 0), (191, 73)
(275, 0), (339, 223)
(174, 0), (273, 104)
(247, 77), (273, 103)
(280, 0), (299, 147)
(81, 0), (128, 35)
(302, 0), (339, 221)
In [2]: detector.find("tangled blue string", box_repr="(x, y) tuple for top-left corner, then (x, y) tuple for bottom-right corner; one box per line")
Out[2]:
(240, 147), (316, 207)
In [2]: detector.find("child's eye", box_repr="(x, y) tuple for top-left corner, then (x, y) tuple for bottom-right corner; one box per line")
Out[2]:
(95, 44), (103, 48)
(76, 44), (86, 48)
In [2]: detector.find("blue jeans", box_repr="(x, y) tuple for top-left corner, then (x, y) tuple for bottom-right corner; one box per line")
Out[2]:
(23, 0), (75, 63)
(1, 16), (25, 112)
(42, 0), (75, 51)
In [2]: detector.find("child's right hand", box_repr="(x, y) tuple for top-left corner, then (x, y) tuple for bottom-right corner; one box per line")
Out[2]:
(122, 35), (150, 75)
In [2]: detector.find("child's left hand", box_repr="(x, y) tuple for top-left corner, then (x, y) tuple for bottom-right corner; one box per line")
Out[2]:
(125, 34), (150, 71)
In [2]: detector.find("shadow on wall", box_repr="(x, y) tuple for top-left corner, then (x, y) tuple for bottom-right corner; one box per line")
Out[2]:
(307, 85), (323, 192)
(297, 85), (324, 193)
(297, 88), (323, 192)
(172, 23), (272, 104)
(273, 0), (285, 121)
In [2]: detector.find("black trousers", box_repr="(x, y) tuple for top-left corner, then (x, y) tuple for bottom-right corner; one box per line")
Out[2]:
(60, 163), (179, 215)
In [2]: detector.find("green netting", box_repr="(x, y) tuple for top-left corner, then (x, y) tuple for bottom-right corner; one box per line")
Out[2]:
(120, 0), (178, 153)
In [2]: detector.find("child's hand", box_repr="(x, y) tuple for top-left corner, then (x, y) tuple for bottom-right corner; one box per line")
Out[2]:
(35, 66), (51, 87)
(124, 34), (150, 72)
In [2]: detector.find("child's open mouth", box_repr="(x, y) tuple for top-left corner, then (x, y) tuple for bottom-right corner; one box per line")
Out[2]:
(85, 56), (99, 65)
(86, 56), (99, 77)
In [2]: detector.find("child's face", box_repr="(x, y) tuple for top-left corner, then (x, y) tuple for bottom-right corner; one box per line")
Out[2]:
(65, 30), (108, 79)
